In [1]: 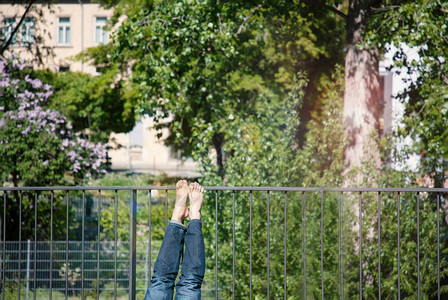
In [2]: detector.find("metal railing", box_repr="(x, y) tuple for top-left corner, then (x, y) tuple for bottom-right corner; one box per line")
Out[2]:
(1, 186), (448, 299)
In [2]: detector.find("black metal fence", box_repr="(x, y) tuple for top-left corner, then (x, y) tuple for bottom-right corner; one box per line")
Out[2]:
(1, 186), (448, 299)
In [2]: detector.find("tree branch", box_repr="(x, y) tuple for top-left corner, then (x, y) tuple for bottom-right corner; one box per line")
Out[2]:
(0, 0), (37, 56)
(370, 5), (400, 14)
(235, 4), (263, 36)
(301, 0), (347, 21)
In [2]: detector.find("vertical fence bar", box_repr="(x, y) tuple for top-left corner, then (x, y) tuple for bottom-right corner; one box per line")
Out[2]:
(114, 190), (118, 300)
(378, 192), (381, 300)
(232, 190), (235, 300)
(339, 192), (343, 300)
(284, 192), (287, 300)
(165, 190), (168, 229)
(359, 192), (362, 300)
(437, 193), (440, 299)
(302, 192), (307, 299)
(249, 191), (253, 300)
(129, 189), (137, 300)
(215, 191), (218, 300)
(81, 191), (85, 300)
(65, 191), (69, 300)
(267, 190), (270, 300)
(2, 193), (5, 300)
(97, 190), (102, 299)
(397, 192), (401, 300)
(148, 190), (152, 283)
(321, 190), (324, 300)
(0, 197), (1, 298)
(33, 192), (37, 300)
(81, 190), (86, 300)
(18, 192), (22, 300)
(25, 239), (30, 300)
(50, 191), (54, 300)
(417, 192), (420, 300)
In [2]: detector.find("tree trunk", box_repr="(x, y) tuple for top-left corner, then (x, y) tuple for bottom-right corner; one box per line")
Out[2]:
(212, 133), (225, 178)
(343, 0), (382, 185)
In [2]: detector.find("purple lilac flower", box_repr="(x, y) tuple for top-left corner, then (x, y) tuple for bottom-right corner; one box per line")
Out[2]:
(67, 151), (77, 162)
(73, 161), (81, 172)
(0, 60), (6, 73)
(21, 126), (31, 135)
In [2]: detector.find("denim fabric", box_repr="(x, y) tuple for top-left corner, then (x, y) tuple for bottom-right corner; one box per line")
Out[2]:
(144, 220), (205, 300)
(175, 220), (205, 300)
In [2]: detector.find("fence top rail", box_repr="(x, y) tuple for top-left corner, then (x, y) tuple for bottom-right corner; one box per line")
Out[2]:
(1, 186), (448, 193)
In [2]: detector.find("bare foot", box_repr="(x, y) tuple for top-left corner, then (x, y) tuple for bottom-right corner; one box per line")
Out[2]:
(189, 182), (204, 220)
(171, 180), (189, 222)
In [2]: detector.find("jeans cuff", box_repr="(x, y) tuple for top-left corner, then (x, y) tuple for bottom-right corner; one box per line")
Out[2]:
(188, 219), (202, 225)
(170, 219), (186, 229)
(187, 219), (202, 231)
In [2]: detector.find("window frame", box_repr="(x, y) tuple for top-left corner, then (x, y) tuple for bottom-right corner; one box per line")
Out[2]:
(20, 17), (35, 45)
(57, 16), (71, 46)
(94, 16), (108, 45)
(2, 17), (17, 46)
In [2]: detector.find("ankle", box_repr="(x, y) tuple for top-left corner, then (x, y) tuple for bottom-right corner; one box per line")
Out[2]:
(172, 206), (188, 222)
(189, 211), (201, 220)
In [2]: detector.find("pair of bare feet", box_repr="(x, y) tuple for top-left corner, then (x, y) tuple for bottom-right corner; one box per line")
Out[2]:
(171, 180), (204, 223)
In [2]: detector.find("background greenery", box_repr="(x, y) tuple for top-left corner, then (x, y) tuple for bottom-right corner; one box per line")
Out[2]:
(1, 0), (448, 298)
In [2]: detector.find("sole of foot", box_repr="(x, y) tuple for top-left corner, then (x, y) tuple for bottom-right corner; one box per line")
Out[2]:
(189, 182), (204, 220)
(172, 179), (190, 222)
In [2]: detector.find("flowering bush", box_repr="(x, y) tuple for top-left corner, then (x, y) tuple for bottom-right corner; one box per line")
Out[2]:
(0, 55), (106, 185)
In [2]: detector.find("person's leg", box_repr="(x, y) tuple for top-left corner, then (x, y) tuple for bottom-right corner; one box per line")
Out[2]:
(175, 183), (205, 300)
(145, 180), (190, 300)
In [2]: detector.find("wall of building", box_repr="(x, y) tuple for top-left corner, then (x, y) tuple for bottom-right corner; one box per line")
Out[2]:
(1, 1), (113, 73)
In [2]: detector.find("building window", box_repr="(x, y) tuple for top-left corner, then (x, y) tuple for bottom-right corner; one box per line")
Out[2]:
(58, 17), (70, 45)
(59, 66), (70, 72)
(129, 121), (143, 148)
(95, 66), (104, 76)
(3, 18), (16, 45)
(170, 147), (181, 159)
(95, 17), (108, 44)
(21, 17), (35, 45)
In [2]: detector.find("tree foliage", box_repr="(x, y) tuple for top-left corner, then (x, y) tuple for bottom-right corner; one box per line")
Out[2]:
(33, 45), (139, 144)
(366, 0), (448, 176)
(110, 0), (345, 175)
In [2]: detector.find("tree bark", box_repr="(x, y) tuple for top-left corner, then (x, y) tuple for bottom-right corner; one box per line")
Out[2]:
(212, 132), (225, 178)
(343, 0), (382, 185)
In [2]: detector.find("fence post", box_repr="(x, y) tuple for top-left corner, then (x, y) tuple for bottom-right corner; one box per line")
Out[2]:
(129, 189), (137, 300)
(145, 242), (148, 289)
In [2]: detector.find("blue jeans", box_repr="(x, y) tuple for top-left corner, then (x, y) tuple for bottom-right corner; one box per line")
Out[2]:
(144, 219), (205, 300)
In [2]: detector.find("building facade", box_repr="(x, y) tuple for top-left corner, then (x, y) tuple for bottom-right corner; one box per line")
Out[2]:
(1, 1), (200, 177)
